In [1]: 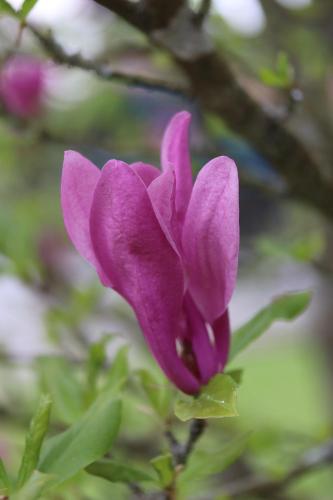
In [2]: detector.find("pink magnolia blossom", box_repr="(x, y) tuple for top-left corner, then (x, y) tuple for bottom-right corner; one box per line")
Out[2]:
(61, 111), (239, 394)
(0, 55), (46, 118)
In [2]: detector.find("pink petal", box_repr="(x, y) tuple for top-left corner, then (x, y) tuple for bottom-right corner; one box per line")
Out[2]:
(182, 156), (239, 322)
(213, 309), (230, 370)
(130, 162), (160, 186)
(161, 111), (193, 224)
(89, 161), (200, 394)
(61, 150), (110, 286)
(147, 170), (180, 251)
(183, 293), (219, 385)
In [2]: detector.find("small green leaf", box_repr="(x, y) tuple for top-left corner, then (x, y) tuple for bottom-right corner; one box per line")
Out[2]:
(174, 374), (238, 422)
(0, 0), (18, 17)
(259, 51), (294, 88)
(11, 471), (54, 500)
(102, 345), (129, 395)
(38, 397), (121, 484)
(150, 453), (174, 488)
(86, 459), (154, 484)
(19, 0), (38, 19)
(229, 291), (312, 362)
(16, 394), (52, 489)
(136, 369), (172, 417)
(0, 459), (10, 494)
(178, 433), (249, 493)
(225, 369), (243, 385)
(37, 356), (83, 424)
(84, 335), (112, 406)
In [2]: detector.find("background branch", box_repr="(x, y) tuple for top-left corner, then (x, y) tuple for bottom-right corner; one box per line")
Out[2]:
(29, 24), (187, 97)
(224, 440), (333, 498)
(91, 0), (333, 222)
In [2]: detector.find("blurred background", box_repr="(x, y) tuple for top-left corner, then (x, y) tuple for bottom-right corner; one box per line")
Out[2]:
(0, 0), (333, 498)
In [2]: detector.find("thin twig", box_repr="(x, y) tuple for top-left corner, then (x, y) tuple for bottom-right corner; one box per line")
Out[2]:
(224, 439), (333, 498)
(28, 24), (188, 97)
(166, 419), (206, 466)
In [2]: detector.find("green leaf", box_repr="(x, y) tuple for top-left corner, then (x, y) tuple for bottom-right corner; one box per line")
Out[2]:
(102, 345), (129, 395)
(36, 356), (83, 424)
(86, 459), (154, 484)
(16, 394), (52, 489)
(84, 335), (113, 406)
(178, 433), (249, 494)
(19, 0), (38, 19)
(136, 369), (172, 417)
(11, 471), (54, 500)
(258, 233), (324, 263)
(38, 397), (121, 484)
(174, 374), (238, 422)
(150, 453), (174, 488)
(229, 291), (312, 362)
(0, 459), (10, 494)
(0, 0), (18, 16)
(225, 369), (243, 385)
(259, 51), (294, 88)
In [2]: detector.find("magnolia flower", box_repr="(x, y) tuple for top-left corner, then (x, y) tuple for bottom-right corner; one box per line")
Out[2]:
(0, 55), (46, 118)
(61, 111), (239, 394)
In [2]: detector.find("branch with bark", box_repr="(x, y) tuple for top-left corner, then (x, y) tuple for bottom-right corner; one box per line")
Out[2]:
(89, 0), (333, 221)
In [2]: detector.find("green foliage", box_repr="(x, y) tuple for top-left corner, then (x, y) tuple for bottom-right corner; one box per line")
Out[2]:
(136, 368), (172, 417)
(86, 459), (154, 484)
(174, 374), (238, 421)
(257, 233), (324, 263)
(38, 397), (121, 484)
(19, 0), (38, 19)
(259, 51), (294, 88)
(16, 394), (52, 490)
(0, 459), (10, 496)
(46, 286), (101, 343)
(229, 291), (312, 362)
(37, 356), (83, 425)
(11, 471), (54, 500)
(178, 433), (249, 495)
(0, 0), (17, 16)
(84, 335), (113, 406)
(101, 345), (129, 395)
(150, 453), (174, 488)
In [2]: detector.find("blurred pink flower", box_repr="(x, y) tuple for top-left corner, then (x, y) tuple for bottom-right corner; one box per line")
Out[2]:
(0, 55), (46, 118)
(61, 111), (239, 394)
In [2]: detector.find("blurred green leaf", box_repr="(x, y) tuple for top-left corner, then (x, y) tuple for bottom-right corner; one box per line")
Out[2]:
(229, 291), (312, 362)
(225, 369), (243, 385)
(257, 233), (324, 263)
(84, 335), (113, 406)
(86, 459), (154, 484)
(136, 369), (172, 417)
(37, 356), (82, 425)
(0, 0), (18, 16)
(38, 397), (121, 484)
(178, 433), (249, 493)
(11, 471), (54, 500)
(150, 453), (174, 488)
(0, 459), (10, 495)
(174, 374), (238, 422)
(102, 345), (129, 395)
(259, 51), (294, 88)
(16, 394), (52, 489)
(19, 0), (38, 19)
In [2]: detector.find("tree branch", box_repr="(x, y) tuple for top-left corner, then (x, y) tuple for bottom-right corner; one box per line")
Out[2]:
(29, 24), (187, 97)
(92, 0), (333, 221)
(224, 440), (333, 498)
